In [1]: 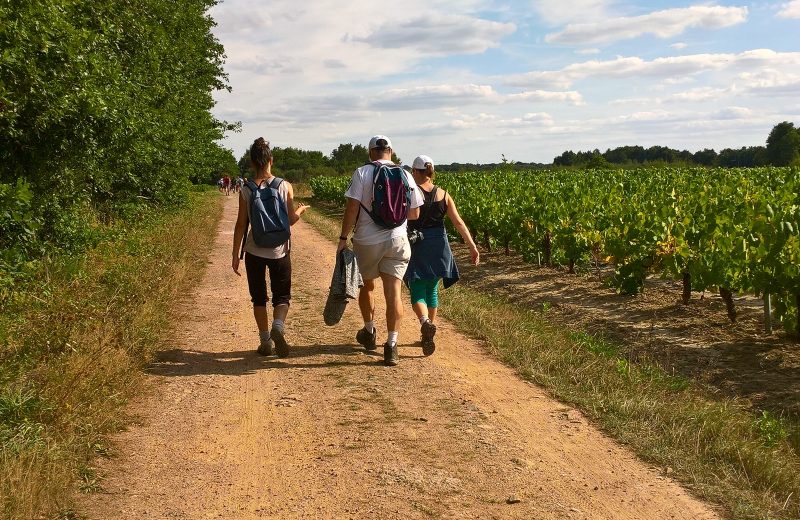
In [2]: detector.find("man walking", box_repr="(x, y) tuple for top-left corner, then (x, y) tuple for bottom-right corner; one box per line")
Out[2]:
(337, 136), (423, 366)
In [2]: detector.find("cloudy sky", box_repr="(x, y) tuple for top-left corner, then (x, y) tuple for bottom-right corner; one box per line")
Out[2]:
(210, 1), (800, 164)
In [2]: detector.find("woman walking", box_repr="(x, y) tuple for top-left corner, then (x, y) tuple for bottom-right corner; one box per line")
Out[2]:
(404, 155), (479, 355)
(232, 138), (309, 357)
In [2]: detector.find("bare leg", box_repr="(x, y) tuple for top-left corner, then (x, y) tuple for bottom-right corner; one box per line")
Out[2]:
(253, 306), (269, 332)
(359, 279), (376, 324)
(380, 273), (403, 333)
(273, 303), (289, 322)
(428, 307), (438, 323)
(412, 302), (428, 321)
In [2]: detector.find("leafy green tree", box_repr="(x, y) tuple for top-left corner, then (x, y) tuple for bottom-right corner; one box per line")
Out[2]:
(766, 121), (800, 166)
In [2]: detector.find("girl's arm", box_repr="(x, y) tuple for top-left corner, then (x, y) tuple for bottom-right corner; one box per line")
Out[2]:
(445, 192), (480, 266)
(285, 182), (309, 225)
(232, 192), (249, 275)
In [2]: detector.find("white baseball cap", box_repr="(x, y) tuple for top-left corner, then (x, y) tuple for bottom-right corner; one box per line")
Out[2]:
(368, 135), (392, 149)
(412, 155), (434, 170)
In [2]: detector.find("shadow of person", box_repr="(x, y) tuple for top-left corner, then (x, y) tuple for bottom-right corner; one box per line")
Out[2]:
(147, 342), (426, 377)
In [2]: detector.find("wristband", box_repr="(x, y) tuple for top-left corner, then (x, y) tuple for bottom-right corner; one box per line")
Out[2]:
(339, 236), (348, 241)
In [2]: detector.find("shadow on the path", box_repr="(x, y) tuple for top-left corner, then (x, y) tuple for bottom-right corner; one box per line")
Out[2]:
(148, 343), (425, 377)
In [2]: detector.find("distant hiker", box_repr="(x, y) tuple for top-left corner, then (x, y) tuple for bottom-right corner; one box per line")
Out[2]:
(222, 175), (231, 196)
(404, 155), (479, 355)
(232, 137), (309, 357)
(337, 135), (424, 366)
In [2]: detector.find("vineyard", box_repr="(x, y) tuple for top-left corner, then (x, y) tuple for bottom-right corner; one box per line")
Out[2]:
(311, 167), (800, 334)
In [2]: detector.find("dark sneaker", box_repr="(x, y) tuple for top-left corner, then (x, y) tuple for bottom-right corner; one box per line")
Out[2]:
(271, 328), (290, 358)
(383, 342), (399, 366)
(421, 320), (437, 357)
(257, 339), (274, 356)
(356, 327), (377, 351)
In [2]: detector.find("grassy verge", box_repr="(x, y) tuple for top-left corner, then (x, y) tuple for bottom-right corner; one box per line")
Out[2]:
(0, 188), (223, 519)
(301, 198), (800, 520)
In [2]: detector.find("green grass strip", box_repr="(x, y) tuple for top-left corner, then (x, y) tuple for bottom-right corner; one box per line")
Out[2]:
(0, 188), (223, 520)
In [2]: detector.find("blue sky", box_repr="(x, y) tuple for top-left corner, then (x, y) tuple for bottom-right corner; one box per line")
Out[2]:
(210, 1), (800, 164)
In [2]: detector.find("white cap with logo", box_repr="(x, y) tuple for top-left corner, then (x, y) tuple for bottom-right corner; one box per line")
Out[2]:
(412, 155), (434, 170)
(368, 135), (392, 149)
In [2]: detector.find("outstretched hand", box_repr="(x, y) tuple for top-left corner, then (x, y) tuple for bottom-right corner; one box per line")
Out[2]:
(296, 203), (310, 216)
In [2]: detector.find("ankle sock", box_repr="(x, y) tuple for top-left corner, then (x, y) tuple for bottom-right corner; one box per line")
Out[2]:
(272, 320), (285, 333)
(259, 330), (271, 344)
(364, 321), (375, 334)
(388, 331), (398, 345)
(418, 316), (429, 325)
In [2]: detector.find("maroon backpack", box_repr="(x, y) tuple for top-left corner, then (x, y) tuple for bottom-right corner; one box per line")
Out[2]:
(359, 161), (412, 228)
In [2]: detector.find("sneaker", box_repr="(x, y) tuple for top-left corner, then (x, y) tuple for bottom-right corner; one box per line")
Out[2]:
(383, 342), (399, 366)
(356, 327), (377, 351)
(257, 339), (274, 356)
(421, 320), (437, 357)
(271, 328), (290, 358)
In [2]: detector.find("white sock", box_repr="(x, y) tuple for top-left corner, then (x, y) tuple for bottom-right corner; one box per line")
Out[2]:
(272, 320), (285, 333)
(388, 331), (399, 345)
(418, 315), (429, 325)
(364, 321), (375, 334)
(259, 330), (271, 343)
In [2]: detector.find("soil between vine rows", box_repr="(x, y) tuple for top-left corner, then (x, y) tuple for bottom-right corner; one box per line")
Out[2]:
(449, 242), (800, 419)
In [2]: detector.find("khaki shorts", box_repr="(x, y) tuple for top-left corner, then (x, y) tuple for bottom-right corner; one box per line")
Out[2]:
(353, 236), (411, 281)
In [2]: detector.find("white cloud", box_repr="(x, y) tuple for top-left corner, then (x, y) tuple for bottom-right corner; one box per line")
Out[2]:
(504, 49), (800, 89)
(671, 42), (688, 50)
(530, 0), (615, 25)
(778, 1), (800, 18)
(576, 48), (602, 55)
(507, 90), (584, 105)
(350, 14), (516, 55)
(545, 5), (748, 45)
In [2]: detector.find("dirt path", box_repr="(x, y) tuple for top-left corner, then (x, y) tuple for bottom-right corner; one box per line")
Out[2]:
(79, 196), (719, 519)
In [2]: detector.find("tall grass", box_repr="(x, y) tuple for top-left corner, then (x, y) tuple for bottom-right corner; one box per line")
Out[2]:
(0, 188), (223, 519)
(302, 200), (800, 520)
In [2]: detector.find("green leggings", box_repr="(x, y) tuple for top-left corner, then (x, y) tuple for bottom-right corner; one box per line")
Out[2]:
(409, 279), (440, 308)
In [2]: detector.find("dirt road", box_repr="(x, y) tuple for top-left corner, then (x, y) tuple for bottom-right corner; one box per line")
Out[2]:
(79, 196), (719, 519)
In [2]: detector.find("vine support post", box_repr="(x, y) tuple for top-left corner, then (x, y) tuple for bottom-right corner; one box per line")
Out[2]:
(796, 293), (800, 338)
(682, 272), (691, 305)
(763, 293), (772, 335)
(719, 287), (737, 323)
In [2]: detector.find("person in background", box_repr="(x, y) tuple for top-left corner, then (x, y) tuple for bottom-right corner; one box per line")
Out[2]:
(337, 135), (423, 366)
(404, 154), (479, 355)
(232, 138), (309, 357)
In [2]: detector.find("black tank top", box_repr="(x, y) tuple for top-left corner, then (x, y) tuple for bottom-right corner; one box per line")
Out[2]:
(410, 186), (447, 230)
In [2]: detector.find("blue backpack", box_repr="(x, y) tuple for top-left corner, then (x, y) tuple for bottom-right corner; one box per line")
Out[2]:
(245, 177), (290, 248)
(359, 161), (412, 229)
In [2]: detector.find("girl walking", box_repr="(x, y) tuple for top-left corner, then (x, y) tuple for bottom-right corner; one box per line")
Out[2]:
(404, 155), (479, 355)
(232, 138), (309, 357)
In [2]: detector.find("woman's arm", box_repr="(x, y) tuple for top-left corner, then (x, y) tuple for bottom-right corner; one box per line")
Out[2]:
(445, 193), (480, 266)
(285, 182), (309, 225)
(232, 192), (250, 275)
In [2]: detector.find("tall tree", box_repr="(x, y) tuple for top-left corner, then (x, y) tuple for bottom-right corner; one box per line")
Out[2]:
(766, 121), (800, 166)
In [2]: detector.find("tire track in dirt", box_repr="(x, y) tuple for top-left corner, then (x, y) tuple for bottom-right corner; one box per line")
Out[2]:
(78, 196), (719, 519)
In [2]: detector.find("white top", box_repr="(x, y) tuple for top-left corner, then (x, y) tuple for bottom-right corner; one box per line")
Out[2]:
(241, 179), (290, 259)
(345, 160), (424, 246)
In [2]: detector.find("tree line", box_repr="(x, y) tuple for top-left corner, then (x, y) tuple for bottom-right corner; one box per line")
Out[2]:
(0, 0), (235, 267)
(235, 143), (399, 182)
(553, 122), (800, 168)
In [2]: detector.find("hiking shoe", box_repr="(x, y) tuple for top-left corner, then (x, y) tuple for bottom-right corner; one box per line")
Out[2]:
(421, 320), (437, 357)
(383, 342), (399, 366)
(356, 327), (377, 351)
(257, 339), (274, 356)
(271, 328), (290, 358)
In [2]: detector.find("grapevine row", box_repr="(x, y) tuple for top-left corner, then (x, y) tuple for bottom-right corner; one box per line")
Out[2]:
(310, 167), (800, 333)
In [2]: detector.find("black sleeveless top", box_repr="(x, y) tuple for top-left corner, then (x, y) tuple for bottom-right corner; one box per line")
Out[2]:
(409, 186), (447, 230)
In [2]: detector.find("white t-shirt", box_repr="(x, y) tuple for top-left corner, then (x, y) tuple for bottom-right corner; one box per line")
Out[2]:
(345, 160), (424, 246)
(241, 179), (290, 259)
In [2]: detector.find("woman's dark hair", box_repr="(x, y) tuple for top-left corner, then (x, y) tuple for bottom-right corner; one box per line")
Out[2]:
(250, 137), (273, 169)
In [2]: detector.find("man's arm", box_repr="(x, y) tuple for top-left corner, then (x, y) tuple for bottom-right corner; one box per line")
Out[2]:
(338, 198), (361, 252)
